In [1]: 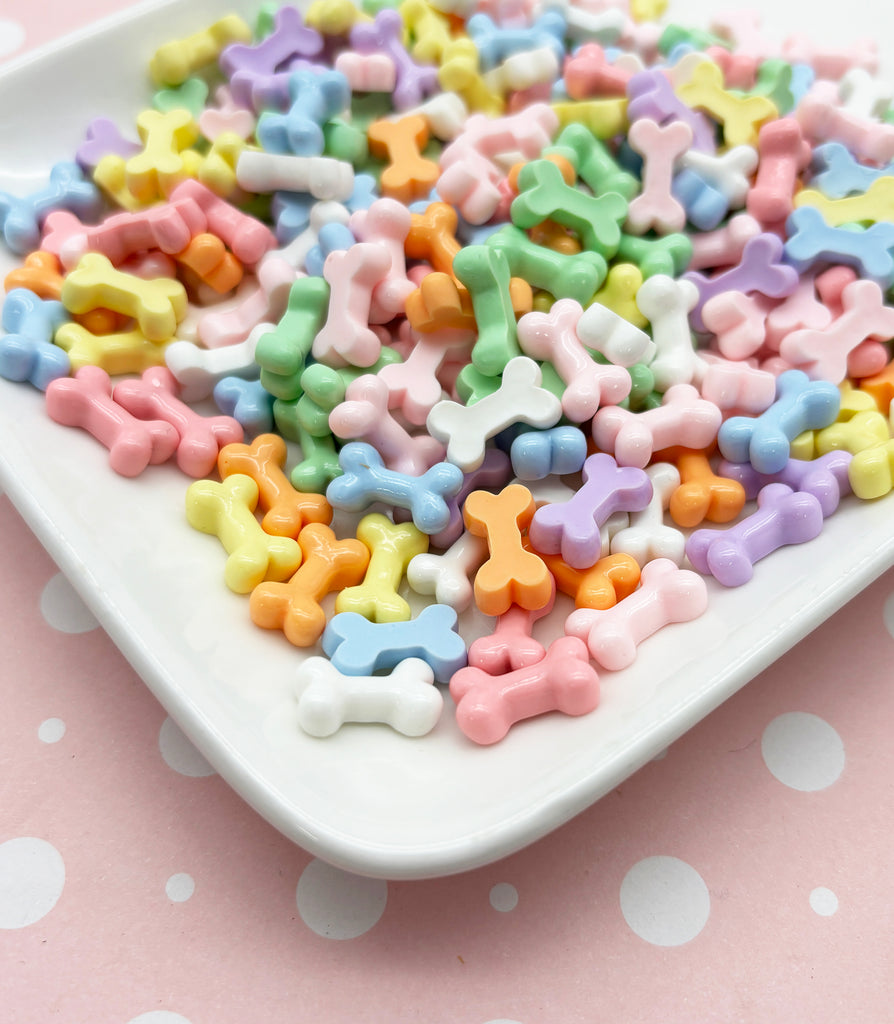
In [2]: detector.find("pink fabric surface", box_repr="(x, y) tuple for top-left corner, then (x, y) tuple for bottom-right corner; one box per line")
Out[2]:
(2, 5), (894, 1023)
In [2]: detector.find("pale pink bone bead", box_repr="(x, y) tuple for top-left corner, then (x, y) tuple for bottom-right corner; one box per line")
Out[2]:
(377, 325), (475, 425)
(275, 200), (351, 272)
(506, 81), (554, 113)
(349, 198), (415, 323)
(617, 16), (661, 64)
(591, 384), (722, 469)
(687, 213), (762, 271)
(625, 118), (692, 235)
(701, 290), (775, 361)
(312, 242), (391, 368)
(746, 118), (812, 226)
(45, 365), (179, 477)
(197, 256), (296, 348)
(782, 34), (877, 79)
(164, 321), (266, 403)
(198, 85), (256, 142)
(169, 180), (276, 267)
(334, 50), (397, 92)
(113, 367), (244, 478)
(329, 373), (445, 475)
(710, 8), (778, 62)
(762, 271), (832, 351)
(119, 250), (179, 280)
(449, 634), (600, 746)
(406, 530), (488, 612)
(467, 579), (557, 675)
(814, 265), (857, 319)
(796, 79), (894, 165)
(40, 210), (91, 265)
(635, 274), (700, 391)
(436, 150), (504, 224)
(516, 298), (631, 422)
(837, 67), (894, 121)
(610, 462), (686, 568)
(565, 557), (708, 671)
(695, 352), (777, 414)
(779, 279), (894, 384)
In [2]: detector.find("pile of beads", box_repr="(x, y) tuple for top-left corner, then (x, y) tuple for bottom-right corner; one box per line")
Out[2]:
(2, 0), (894, 745)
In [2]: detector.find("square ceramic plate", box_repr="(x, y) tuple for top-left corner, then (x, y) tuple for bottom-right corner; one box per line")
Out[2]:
(1, 0), (893, 879)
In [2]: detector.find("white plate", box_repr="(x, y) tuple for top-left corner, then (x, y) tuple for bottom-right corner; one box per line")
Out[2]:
(2, 0), (893, 880)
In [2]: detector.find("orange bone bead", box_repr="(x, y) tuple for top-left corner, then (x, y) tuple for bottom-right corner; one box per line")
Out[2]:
(175, 232), (243, 293)
(857, 362), (894, 414)
(5, 250), (65, 299)
(218, 433), (332, 539)
(406, 271), (532, 333)
(463, 483), (553, 616)
(367, 114), (440, 204)
(532, 546), (641, 609)
(662, 447), (747, 527)
(405, 201), (462, 278)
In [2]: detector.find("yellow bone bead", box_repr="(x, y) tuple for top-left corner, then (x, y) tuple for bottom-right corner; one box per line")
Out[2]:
(335, 513), (429, 622)
(439, 39), (504, 117)
(795, 409), (891, 460)
(849, 438), (894, 499)
(630, 0), (668, 21)
(591, 262), (647, 328)
(551, 99), (628, 140)
(676, 58), (776, 148)
(400, 0), (454, 64)
(197, 133), (249, 199)
(794, 176), (894, 227)
(61, 253), (188, 343)
(54, 321), (169, 376)
(126, 108), (199, 204)
(186, 475), (303, 594)
(305, 0), (371, 35)
(149, 15), (252, 87)
(838, 380), (879, 419)
(93, 154), (144, 211)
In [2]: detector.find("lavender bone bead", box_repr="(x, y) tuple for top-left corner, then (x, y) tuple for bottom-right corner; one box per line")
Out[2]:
(528, 452), (653, 569)
(76, 118), (140, 171)
(718, 449), (853, 517)
(718, 369), (841, 475)
(219, 5), (322, 79)
(349, 9), (439, 110)
(626, 69), (716, 152)
(686, 483), (824, 587)
(783, 206), (894, 290)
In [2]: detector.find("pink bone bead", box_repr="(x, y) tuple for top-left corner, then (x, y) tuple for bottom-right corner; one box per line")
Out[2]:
(328, 373), (445, 476)
(516, 299), (631, 422)
(815, 265), (857, 317)
(782, 34), (877, 79)
(687, 213), (762, 271)
(197, 256), (296, 348)
(625, 118), (692, 235)
(848, 340), (890, 378)
(704, 46), (758, 91)
(334, 50), (397, 93)
(449, 634), (600, 746)
(45, 365), (179, 477)
(695, 352), (777, 414)
(565, 557), (708, 671)
(710, 9), (778, 62)
(591, 384), (723, 469)
(467, 579), (557, 675)
(119, 250), (178, 279)
(312, 242), (391, 367)
(113, 367), (244, 478)
(441, 104), (558, 168)
(701, 290), (775, 360)
(779, 279), (894, 383)
(563, 42), (631, 99)
(198, 85), (256, 142)
(747, 117), (812, 226)
(349, 198), (415, 323)
(169, 180), (276, 267)
(762, 271), (833, 351)
(796, 80), (894, 165)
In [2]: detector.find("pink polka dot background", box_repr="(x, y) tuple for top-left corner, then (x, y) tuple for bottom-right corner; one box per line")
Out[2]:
(3, 3), (894, 1021)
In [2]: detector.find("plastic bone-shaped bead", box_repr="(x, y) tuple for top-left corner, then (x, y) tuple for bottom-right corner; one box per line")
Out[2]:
(719, 450), (853, 518)
(349, 198), (414, 323)
(609, 462), (686, 567)
(218, 433), (331, 538)
(0, 288), (70, 389)
(0, 161), (102, 255)
(516, 299), (631, 422)
(122, 108), (198, 203)
(406, 530), (489, 612)
(627, 69), (716, 153)
(574, 298), (654, 367)
(665, 448), (747, 528)
(533, 547), (641, 610)
(467, 580), (556, 675)
(449, 634), (600, 745)
(198, 85), (256, 142)
(676, 58), (777, 148)
(112, 367), (243, 478)
(168, 180), (275, 267)
(427, 447), (513, 549)
(377, 326), (473, 426)
(634, 275), (700, 391)
(196, 256), (296, 351)
(335, 513), (428, 622)
(326, 441), (464, 535)
(220, 5), (321, 79)
(463, 483), (553, 616)
(323, 603), (466, 680)
(796, 80), (894, 165)
(565, 557), (708, 670)
(809, 141), (894, 201)
(786, 207), (894, 291)
(294, 656), (442, 737)
(528, 452), (652, 570)
(686, 483), (824, 587)
(427, 356), (562, 471)
(335, 50), (397, 92)
(687, 212), (762, 270)
(700, 290), (774, 361)
(257, 69), (349, 156)
(350, 8), (440, 110)
(164, 322), (261, 404)
(625, 118), (692, 235)
(250, 522), (369, 647)
(718, 369), (841, 474)
(510, 426), (588, 481)
(747, 117), (812, 225)
(367, 115), (441, 205)
(150, 14), (251, 85)
(452, 244), (522, 377)
(54, 320), (168, 377)
(236, 149), (355, 202)
(45, 365), (179, 477)
(592, 384), (723, 469)
(185, 474), (303, 593)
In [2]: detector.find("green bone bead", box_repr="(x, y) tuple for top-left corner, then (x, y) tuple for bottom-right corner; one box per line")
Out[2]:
(550, 123), (639, 201)
(615, 231), (694, 279)
(452, 244), (521, 377)
(290, 427), (343, 494)
(485, 224), (607, 304)
(456, 359), (566, 406)
(749, 59), (796, 115)
(658, 24), (730, 54)
(511, 159), (627, 259)
(323, 118), (369, 166)
(255, 2), (279, 37)
(153, 77), (209, 118)
(300, 348), (402, 411)
(272, 396), (302, 442)
(296, 394), (333, 437)
(255, 277), (331, 401)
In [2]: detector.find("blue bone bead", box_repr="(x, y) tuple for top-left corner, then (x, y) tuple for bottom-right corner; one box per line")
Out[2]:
(257, 69), (351, 156)
(346, 172), (379, 213)
(717, 369), (841, 475)
(326, 441), (464, 535)
(305, 221), (356, 277)
(322, 604), (468, 680)
(272, 190), (315, 242)
(809, 141), (894, 200)
(0, 288), (70, 390)
(466, 10), (566, 70)
(510, 425), (588, 481)
(783, 206), (894, 290)
(213, 377), (275, 437)
(672, 168), (729, 231)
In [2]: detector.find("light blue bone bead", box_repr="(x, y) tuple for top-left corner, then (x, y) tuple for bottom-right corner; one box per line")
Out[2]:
(466, 10), (566, 69)
(213, 377), (275, 437)
(0, 288), (70, 390)
(510, 426), (588, 481)
(305, 221), (356, 276)
(672, 168), (729, 231)
(810, 141), (894, 200)
(256, 69), (351, 155)
(784, 206), (894, 289)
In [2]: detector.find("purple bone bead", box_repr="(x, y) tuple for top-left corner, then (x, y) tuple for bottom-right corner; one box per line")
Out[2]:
(718, 449), (852, 517)
(76, 118), (141, 171)
(686, 482), (824, 587)
(683, 232), (799, 332)
(528, 452), (652, 569)
(626, 70), (716, 152)
(230, 58), (328, 113)
(349, 9), (439, 110)
(220, 6), (322, 79)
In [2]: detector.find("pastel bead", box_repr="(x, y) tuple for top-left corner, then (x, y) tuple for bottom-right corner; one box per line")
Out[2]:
(0, 161), (102, 255)
(625, 118), (692, 235)
(609, 462), (687, 567)
(0, 288), (70, 390)
(719, 450), (852, 517)
(150, 14), (252, 85)
(467, 581), (556, 675)
(510, 426), (588, 480)
(406, 531), (489, 612)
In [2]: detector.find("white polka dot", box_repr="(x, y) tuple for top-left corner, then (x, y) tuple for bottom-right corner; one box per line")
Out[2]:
(761, 712), (845, 791)
(158, 718), (215, 777)
(809, 886), (839, 917)
(165, 873), (195, 903)
(126, 1014), (194, 1024)
(38, 718), (66, 743)
(40, 573), (98, 634)
(489, 883), (519, 912)
(0, 837), (65, 929)
(0, 19), (25, 58)
(620, 855), (711, 947)
(296, 859), (387, 939)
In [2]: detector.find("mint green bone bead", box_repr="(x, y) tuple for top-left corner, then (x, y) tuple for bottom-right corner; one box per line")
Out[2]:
(290, 427), (343, 494)
(300, 348), (402, 411)
(255, 277), (330, 401)
(452, 244), (521, 377)
(153, 77), (209, 118)
(486, 224), (607, 305)
(615, 231), (693, 279)
(254, 2), (279, 38)
(511, 159), (627, 259)
(549, 123), (639, 201)
(323, 118), (369, 166)
(658, 24), (730, 54)
(748, 59), (796, 115)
